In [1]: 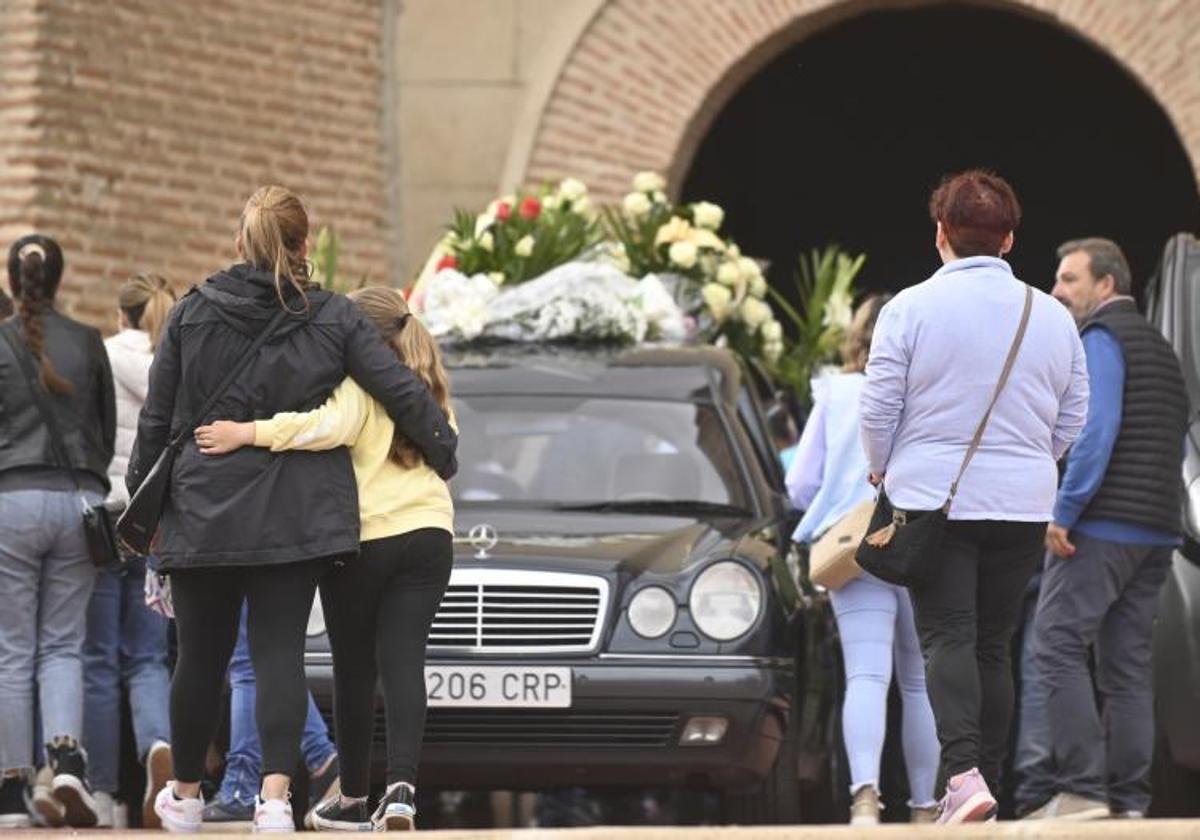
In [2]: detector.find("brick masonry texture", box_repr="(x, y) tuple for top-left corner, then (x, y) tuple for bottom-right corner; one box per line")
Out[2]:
(0, 0), (388, 330)
(524, 0), (1200, 202)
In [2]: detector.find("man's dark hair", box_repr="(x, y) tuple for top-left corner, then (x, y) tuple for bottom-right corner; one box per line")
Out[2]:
(1056, 237), (1132, 295)
(929, 169), (1022, 257)
(0, 286), (11, 319)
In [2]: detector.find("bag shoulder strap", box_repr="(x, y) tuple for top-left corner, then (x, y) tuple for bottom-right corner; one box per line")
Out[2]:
(945, 284), (1034, 510)
(167, 307), (291, 450)
(0, 324), (84, 495)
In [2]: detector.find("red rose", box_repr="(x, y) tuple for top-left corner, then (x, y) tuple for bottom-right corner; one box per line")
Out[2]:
(518, 196), (541, 220)
(436, 254), (457, 271)
(496, 202), (512, 222)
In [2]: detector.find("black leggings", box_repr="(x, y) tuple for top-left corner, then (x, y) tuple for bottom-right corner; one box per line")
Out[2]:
(168, 557), (334, 783)
(909, 519), (1045, 792)
(321, 528), (452, 795)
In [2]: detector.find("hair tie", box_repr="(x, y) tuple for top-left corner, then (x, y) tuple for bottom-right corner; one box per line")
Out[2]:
(396, 313), (412, 331)
(18, 243), (45, 261)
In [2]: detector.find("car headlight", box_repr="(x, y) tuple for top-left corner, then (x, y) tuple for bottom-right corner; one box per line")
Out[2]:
(628, 586), (677, 639)
(689, 561), (762, 641)
(306, 595), (326, 637)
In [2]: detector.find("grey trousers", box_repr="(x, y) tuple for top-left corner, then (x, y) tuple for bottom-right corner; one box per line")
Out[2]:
(1032, 531), (1172, 814)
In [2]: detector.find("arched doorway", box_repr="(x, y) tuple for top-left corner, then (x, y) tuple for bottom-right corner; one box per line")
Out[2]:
(680, 3), (1200, 298)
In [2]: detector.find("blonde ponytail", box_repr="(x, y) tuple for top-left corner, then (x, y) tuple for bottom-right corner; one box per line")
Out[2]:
(347, 286), (451, 469)
(118, 272), (176, 352)
(238, 186), (312, 314)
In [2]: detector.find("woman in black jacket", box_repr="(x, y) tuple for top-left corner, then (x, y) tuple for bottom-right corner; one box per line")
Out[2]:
(130, 186), (457, 834)
(0, 235), (116, 829)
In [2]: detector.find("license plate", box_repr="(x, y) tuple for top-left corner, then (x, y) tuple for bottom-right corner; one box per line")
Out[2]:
(425, 666), (572, 708)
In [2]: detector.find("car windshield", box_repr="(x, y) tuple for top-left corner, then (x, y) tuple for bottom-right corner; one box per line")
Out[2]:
(451, 395), (751, 510)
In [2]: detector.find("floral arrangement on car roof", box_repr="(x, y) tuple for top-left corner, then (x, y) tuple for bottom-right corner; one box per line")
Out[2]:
(409, 172), (784, 370)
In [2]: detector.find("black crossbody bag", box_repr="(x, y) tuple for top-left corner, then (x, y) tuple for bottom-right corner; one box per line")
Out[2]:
(117, 308), (289, 556)
(856, 285), (1033, 588)
(1, 327), (124, 568)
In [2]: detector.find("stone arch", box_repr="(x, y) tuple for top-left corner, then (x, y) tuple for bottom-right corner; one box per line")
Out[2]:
(510, 0), (1200, 200)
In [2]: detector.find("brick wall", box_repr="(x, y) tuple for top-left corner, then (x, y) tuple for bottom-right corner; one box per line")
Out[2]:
(523, 0), (1200, 201)
(0, 0), (389, 330)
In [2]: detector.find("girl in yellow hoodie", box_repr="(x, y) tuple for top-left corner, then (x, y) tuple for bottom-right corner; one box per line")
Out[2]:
(194, 287), (452, 831)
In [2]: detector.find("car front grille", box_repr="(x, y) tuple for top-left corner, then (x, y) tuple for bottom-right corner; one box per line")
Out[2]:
(428, 568), (610, 654)
(416, 709), (680, 748)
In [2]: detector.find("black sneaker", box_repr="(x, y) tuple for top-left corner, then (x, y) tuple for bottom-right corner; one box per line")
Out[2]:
(45, 738), (97, 828)
(304, 754), (341, 828)
(310, 797), (372, 832)
(0, 776), (32, 829)
(371, 783), (416, 831)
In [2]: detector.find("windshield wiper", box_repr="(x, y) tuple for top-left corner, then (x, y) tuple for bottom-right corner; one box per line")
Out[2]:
(554, 500), (753, 517)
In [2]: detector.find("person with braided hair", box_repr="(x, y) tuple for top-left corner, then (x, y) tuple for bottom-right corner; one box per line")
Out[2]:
(81, 273), (177, 829)
(0, 234), (117, 829)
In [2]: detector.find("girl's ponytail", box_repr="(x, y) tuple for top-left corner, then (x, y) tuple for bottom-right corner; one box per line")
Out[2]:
(118, 272), (176, 352)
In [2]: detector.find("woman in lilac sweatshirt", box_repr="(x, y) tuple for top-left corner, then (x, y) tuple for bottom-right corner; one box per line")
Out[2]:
(859, 170), (1088, 823)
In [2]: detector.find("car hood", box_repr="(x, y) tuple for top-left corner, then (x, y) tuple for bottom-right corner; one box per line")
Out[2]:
(451, 508), (753, 575)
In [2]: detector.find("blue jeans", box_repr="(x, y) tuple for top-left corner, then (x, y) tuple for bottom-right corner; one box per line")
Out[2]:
(82, 555), (171, 793)
(1014, 569), (1054, 815)
(0, 489), (99, 772)
(219, 603), (335, 805)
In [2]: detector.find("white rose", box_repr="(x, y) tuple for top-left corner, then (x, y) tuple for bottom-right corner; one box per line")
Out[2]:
(652, 190), (667, 205)
(739, 297), (771, 328)
(668, 241), (698, 269)
(542, 193), (562, 211)
(573, 196), (594, 217)
(633, 171), (666, 193)
(488, 272), (505, 286)
(515, 235), (535, 258)
(701, 283), (733, 321)
(558, 177), (587, 201)
(717, 261), (740, 286)
(761, 320), (783, 341)
(478, 231), (494, 253)
(749, 274), (767, 299)
(692, 201), (724, 230)
(623, 191), (652, 218)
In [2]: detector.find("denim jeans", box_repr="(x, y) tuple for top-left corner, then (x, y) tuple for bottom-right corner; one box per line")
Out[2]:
(82, 555), (171, 793)
(218, 602), (335, 804)
(829, 572), (940, 807)
(0, 489), (99, 772)
(1034, 533), (1172, 814)
(1013, 569), (1054, 815)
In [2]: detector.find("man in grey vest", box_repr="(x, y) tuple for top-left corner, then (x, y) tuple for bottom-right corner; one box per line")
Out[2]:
(1027, 238), (1188, 820)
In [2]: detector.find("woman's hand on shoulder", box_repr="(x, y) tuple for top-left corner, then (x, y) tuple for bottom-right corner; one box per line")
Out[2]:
(194, 421), (255, 455)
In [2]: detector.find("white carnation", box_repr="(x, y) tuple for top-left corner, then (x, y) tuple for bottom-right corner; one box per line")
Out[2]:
(515, 235), (535, 258)
(633, 171), (666, 193)
(739, 297), (771, 328)
(623, 191), (652, 218)
(701, 283), (733, 321)
(558, 177), (587, 201)
(692, 201), (724, 230)
(717, 261), (740, 286)
(668, 241), (698, 269)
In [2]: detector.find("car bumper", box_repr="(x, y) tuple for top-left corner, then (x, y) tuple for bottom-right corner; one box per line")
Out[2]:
(306, 653), (794, 789)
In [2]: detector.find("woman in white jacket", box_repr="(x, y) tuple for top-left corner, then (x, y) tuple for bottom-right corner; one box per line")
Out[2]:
(82, 274), (176, 828)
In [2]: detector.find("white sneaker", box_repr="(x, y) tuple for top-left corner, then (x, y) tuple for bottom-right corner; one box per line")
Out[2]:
(154, 784), (203, 833)
(254, 797), (294, 833)
(93, 791), (115, 828)
(143, 740), (173, 829)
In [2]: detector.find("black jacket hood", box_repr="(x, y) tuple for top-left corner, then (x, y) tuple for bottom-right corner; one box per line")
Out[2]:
(197, 263), (330, 338)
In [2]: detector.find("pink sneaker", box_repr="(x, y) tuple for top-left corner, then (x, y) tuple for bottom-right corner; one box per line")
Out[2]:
(936, 768), (997, 824)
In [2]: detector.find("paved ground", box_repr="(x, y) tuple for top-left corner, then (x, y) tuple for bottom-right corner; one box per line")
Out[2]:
(12, 821), (1198, 837)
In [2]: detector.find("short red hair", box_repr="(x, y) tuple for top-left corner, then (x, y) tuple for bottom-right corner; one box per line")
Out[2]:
(928, 170), (1022, 257)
